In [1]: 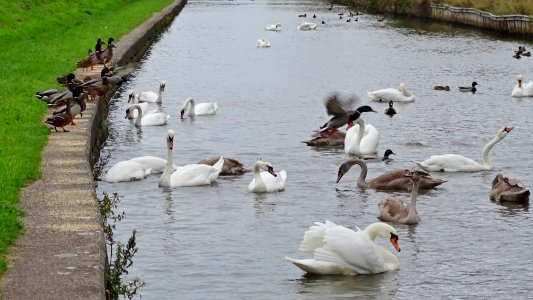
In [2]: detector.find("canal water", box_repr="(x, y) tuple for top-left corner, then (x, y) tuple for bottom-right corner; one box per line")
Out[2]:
(96, 0), (533, 299)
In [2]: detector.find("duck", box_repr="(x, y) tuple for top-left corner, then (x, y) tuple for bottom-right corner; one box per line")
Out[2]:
(298, 13), (306, 18)
(320, 93), (377, 134)
(298, 22), (317, 31)
(158, 130), (224, 187)
(384, 100), (396, 117)
(257, 37), (271, 48)
(248, 161), (287, 193)
(490, 173), (530, 203)
(336, 158), (446, 191)
(359, 149), (395, 163)
(179, 97), (218, 119)
(378, 169), (430, 224)
(285, 221), (400, 275)
(458, 81), (478, 94)
(368, 83), (415, 102)
(52, 86), (86, 125)
(302, 127), (347, 147)
(125, 104), (169, 126)
(138, 81), (166, 103)
(413, 126), (513, 172)
(44, 98), (73, 132)
(344, 118), (380, 155)
(433, 85), (450, 91)
(103, 160), (151, 183)
(76, 49), (96, 71)
(36, 74), (78, 105)
(94, 37), (106, 60)
(511, 74), (533, 97)
(198, 157), (251, 176)
(265, 23), (281, 31)
(513, 51), (522, 59)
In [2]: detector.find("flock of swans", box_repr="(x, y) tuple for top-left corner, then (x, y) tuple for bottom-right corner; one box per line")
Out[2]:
(100, 10), (533, 279)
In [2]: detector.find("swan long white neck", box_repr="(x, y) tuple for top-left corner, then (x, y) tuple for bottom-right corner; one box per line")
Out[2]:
(254, 163), (266, 188)
(480, 134), (503, 170)
(404, 178), (420, 224)
(130, 104), (143, 126)
(158, 140), (174, 187)
(364, 222), (392, 241)
(157, 85), (163, 103)
(184, 98), (195, 117)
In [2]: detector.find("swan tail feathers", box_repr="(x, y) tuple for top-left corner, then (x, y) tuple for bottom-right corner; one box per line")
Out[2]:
(412, 160), (425, 169)
(298, 221), (336, 255)
(367, 91), (375, 99)
(213, 156), (224, 173)
(144, 168), (152, 177)
(213, 102), (218, 113)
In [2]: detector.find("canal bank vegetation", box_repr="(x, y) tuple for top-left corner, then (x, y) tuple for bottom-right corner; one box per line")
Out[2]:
(0, 0), (174, 275)
(333, 0), (533, 16)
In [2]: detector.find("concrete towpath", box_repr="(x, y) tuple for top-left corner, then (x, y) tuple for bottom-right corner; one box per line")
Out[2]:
(0, 1), (186, 299)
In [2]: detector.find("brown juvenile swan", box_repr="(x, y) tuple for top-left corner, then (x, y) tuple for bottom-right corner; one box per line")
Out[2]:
(336, 158), (446, 191)
(198, 157), (251, 176)
(378, 169), (430, 224)
(490, 173), (530, 203)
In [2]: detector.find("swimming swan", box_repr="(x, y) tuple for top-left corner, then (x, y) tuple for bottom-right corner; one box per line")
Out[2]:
(125, 104), (169, 126)
(138, 81), (165, 103)
(158, 130), (224, 187)
(265, 23), (281, 31)
(413, 126), (513, 172)
(378, 169), (430, 224)
(344, 118), (380, 155)
(126, 90), (151, 119)
(368, 83), (415, 102)
(257, 38), (271, 48)
(285, 221), (400, 275)
(336, 158), (446, 191)
(103, 161), (151, 183)
(298, 22), (317, 31)
(490, 173), (530, 203)
(248, 161), (287, 193)
(511, 74), (533, 97)
(179, 97), (218, 119)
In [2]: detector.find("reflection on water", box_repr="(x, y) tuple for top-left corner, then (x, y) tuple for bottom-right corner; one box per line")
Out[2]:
(96, 0), (533, 299)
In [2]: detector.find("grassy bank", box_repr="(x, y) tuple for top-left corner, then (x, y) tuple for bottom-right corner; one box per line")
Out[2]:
(0, 0), (174, 275)
(336, 0), (533, 16)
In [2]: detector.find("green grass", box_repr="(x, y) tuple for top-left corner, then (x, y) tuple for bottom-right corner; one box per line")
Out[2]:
(0, 0), (174, 275)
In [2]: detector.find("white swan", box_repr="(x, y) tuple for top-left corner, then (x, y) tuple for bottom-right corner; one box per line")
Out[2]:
(368, 83), (415, 102)
(344, 118), (380, 155)
(257, 37), (271, 48)
(129, 156), (178, 174)
(298, 22), (317, 31)
(179, 97), (218, 119)
(247, 161), (287, 193)
(103, 161), (151, 183)
(158, 130), (224, 187)
(285, 221), (400, 275)
(126, 104), (169, 127)
(265, 23), (281, 31)
(511, 74), (533, 97)
(138, 81), (165, 103)
(126, 90), (151, 119)
(378, 169), (428, 224)
(413, 126), (513, 172)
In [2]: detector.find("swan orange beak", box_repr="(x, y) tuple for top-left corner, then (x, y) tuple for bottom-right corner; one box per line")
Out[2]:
(390, 233), (400, 252)
(125, 109), (130, 119)
(504, 126), (514, 133)
(167, 136), (174, 150)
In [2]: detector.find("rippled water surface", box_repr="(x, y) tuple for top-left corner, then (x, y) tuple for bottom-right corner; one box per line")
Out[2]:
(96, 1), (533, 299)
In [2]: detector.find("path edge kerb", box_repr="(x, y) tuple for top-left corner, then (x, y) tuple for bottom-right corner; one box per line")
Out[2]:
(1, 1), (186, 299)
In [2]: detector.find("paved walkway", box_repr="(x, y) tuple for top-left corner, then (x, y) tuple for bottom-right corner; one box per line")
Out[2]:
(0, 1), (186, 299)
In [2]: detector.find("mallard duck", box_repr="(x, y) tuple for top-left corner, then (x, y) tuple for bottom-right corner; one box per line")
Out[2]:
(433, 85), (450, 91)
(385, 100), (396, 117)
(336, 158), (446, 191)
(198, 157), (251, 176)
(52, 86), (86, 125)
(36, 74), (79, 104)
(458, 81), (478, 94)
(359, 149), (395, 163)
(320, 93), (376, 134)
(94, 38), (105, 60)
(76, 49), (96, 71)
(490, 173), (530, 203)
(45, 98), (73, 132)
(298, 13), (306, 18)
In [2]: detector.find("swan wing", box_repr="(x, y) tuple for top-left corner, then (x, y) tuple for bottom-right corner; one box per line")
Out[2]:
(170, 163), (221, 186)
(194, 102), (218, 115)
(140, 113), (169, 126)
(417, 154), (482, 172)
(129, 156), (171, 173)
(368, 88), (414, 102)
(138, 91), (158, 103)
(103, 161), (149, 182)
